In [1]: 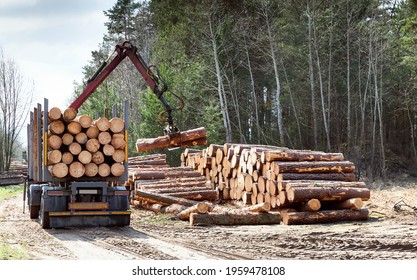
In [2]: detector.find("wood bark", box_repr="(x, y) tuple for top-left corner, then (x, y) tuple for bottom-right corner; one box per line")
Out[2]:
(273, 161), (356, 174)
(286, 186), (371, 203)
(136, 127), (207, 152)
(177, 201), (212, 220)
(280, 172), (356, 182)
(282, 209), (369, 225)
(263, 150), (344, 162)
(135, 190), (197, 207)
(242, 202), (271, 212)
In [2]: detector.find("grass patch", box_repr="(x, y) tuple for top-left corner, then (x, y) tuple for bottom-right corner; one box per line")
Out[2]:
(136, 213), (177, 225)
(0, 185), (23, 201)
(0, 240), (26, 260)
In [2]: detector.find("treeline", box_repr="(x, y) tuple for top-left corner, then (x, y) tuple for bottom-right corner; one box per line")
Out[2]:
(72, 0), (417, 179)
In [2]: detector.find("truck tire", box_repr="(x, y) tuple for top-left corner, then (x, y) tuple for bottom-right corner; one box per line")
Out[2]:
(39, 198), (50, 229)
(30, 205), (40, 219)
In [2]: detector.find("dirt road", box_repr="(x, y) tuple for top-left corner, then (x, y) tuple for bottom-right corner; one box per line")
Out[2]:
(1, 182), (417, 260)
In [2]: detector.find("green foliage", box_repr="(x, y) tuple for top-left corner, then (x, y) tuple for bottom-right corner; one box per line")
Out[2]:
(71, 0), (417, 177)
(0, 240), (26, 260)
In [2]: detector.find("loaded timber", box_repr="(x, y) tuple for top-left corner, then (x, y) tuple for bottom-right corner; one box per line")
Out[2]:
(26, 98), (131, 229)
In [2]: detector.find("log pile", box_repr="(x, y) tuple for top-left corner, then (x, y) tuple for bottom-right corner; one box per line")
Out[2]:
(127, 154), (218, 210)
(181, 143), (371, 225)
(46, 107), (126, 179)
(0, 161), (28, 186)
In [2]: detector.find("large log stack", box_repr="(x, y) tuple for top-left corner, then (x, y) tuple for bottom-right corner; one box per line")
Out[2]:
(181, 143), (371, 225)
(46, 107), (127, 179)
(126, 154), (218, 210)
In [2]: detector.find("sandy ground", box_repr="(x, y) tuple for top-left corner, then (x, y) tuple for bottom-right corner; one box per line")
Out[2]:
(0, 178), (417, 260)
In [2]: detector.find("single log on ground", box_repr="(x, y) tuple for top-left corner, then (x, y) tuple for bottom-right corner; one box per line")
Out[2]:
(280, 172), (356, 182)
(135, 190), (196, 206)
(168, 189), (218, 201)
(273, 161), (356, 174)
(322, 198), (364, 210)
(282, 209), (369, 225)
(136, 127), (206, 152)
(286, 186), (371, 203)
(299, 198), (321, 212)
(242, 202), (271, 212)
(189, 212), (281, 226)
(152, 185), (213, 195)
(177, 201), (212, 220)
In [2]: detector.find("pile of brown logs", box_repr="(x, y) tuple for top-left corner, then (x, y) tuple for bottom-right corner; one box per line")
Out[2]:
(181, 143), (371, 225)
(127, 154), (218, 212)
(46, 107), (126, 179)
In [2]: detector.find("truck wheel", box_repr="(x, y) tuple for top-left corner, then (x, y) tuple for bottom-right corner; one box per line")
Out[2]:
(30, 205), (40, 219)
(39, 199), (50, 229)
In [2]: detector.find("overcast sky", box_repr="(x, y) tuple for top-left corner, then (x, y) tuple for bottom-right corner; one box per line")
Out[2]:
(0, 0), (116, 109)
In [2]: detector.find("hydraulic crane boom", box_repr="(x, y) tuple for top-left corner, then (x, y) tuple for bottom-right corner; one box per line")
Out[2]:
(70, 41), (180, 135)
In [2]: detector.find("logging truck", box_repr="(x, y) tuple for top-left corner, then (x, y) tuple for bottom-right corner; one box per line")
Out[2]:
(25, 41), (189, 228)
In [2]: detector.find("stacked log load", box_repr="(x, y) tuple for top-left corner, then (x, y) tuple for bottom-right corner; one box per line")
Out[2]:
(181, 143), (370, 225)
(127, 154), (218, 210)
(46, 107), (126, 179)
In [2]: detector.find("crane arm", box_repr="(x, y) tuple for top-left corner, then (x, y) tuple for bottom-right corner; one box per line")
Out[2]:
(70, 41), (179, 135)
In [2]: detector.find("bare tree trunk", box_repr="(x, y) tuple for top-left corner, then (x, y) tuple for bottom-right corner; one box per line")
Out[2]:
(281, 59), (302, 147)
(265, 9), (285, 145)
(312, 11), (331, 151)
(208, 17), (232, 142)
(244, 36), (261, 144)
(307, 4), (318, 149)
(0, 49), (33, 171)
(346, 2), (352, 148)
